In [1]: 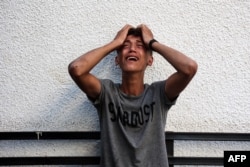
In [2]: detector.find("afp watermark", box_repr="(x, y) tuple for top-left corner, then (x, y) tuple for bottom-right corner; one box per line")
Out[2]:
(224, 151), (250, 167)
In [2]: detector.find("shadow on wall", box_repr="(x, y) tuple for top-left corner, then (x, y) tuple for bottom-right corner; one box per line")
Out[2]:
(34, 52), (121, 131)
(35, 85), (99, 131)
(92, 51), (122, 82)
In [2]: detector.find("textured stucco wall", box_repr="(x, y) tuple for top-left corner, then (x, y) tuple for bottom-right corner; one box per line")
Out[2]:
(1, 0), (250, 165)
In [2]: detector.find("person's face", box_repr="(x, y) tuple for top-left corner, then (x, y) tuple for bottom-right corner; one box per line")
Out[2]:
(116, 35), (153, 73)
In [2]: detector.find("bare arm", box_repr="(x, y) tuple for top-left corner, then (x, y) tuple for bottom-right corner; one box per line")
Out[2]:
(152, 43), (198, 100)
(139, 24), (198, 101)
(68, 24), (133, 100)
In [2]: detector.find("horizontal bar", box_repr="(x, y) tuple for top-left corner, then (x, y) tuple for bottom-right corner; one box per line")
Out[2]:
(165, 132), (250, 141)
(169, 157), (223, 165)
(0, 156), (223, 166)
(0, 131), (100, 140)
(0, 156), (100, 165)
(1, 131), (249, 141)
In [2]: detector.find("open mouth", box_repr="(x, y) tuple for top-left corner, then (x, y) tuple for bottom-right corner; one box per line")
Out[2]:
(126, 56), (139, 61)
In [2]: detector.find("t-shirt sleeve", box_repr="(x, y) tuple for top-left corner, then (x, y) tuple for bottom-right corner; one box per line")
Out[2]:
(156, 80), (178, 106)
(87, 79), (112, 108)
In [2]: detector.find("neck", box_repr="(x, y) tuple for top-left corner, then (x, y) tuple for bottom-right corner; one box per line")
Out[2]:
(120, 72), (145, 96)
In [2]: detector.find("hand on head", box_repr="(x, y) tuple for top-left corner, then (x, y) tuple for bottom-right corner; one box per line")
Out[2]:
(114, 24), (154, 49)
(137, 24), (154, 47)
(114, 24), (134, 47)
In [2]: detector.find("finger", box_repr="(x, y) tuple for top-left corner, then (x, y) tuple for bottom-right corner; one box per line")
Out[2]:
(123, 24), (134, 30)
(137, 23), (145, 27)
(137, 24), (147, 29)
(137, 24), (142, 28)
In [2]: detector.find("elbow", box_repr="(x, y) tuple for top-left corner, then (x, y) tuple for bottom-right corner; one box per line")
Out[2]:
(184, 60), (198, 77)
(68, 62), (83, 77)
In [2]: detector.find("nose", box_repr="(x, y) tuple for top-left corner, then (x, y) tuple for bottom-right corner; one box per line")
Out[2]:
(129, 43), (136, 52)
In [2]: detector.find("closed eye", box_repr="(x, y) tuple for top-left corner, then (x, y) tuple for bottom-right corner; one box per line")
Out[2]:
(123, 42), (130, 48)
(137, 42), (145, 49)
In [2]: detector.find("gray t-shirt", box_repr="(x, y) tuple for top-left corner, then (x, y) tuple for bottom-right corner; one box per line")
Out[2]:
(92, 79), (176, 167)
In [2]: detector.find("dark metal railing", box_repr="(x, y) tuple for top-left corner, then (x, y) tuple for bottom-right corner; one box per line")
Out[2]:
(0, 131), (249, 166)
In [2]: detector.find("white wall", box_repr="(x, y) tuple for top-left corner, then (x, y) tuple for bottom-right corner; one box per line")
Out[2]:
(1, 0), (249, 165)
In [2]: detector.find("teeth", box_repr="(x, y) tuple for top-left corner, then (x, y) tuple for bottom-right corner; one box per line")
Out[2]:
(127, 56), (138, 61)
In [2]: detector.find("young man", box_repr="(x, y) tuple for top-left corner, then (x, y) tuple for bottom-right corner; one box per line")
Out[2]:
(68, 24), (197, 167)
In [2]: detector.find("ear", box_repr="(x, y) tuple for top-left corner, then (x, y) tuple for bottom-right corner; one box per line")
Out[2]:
(147, 55), (153, 66)
(115, 56), (119, 65)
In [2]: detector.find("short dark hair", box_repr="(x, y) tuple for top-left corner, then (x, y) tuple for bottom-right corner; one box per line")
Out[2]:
(127, 27), (142, 37)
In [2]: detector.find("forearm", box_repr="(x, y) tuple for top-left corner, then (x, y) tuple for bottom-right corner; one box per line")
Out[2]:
(152, 42), (197, 76)
(69, 41), (119, 76)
